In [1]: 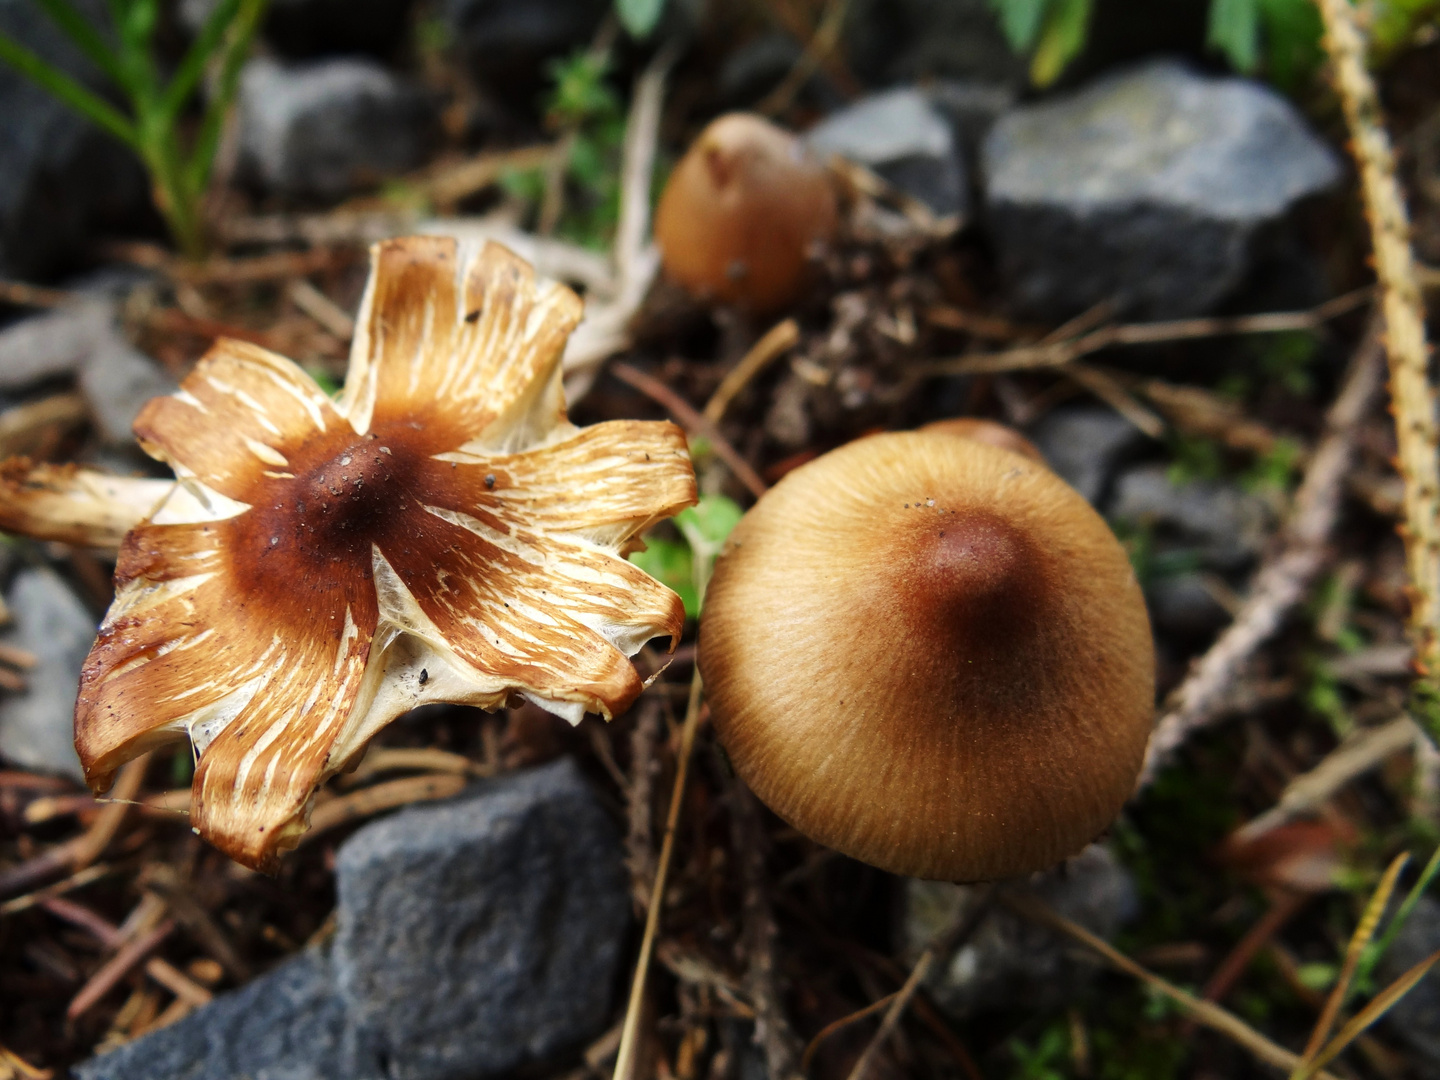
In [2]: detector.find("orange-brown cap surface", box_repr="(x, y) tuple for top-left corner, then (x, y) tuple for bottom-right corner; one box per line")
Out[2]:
(654, 113), (837, 314)
(698, 432), (1154, 882)
(919, 417), (1045, 463)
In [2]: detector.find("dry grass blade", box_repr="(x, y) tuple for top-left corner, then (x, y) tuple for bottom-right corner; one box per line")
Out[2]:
(302, 773), (468, 841)
(1003, 892), (1343, 1078)
(1292, 948), (1440, 1080)
(0, 864), (114, 918)
(1063, 364), (1165, 437)
(1314, 0), (1440, 726)
(0, 1043), (53, 1080)
(342, 747), (489, 784)
(1302, 853), (1410, 1059)
(801, 992), (899, 1073)
(67, 919), (175, 1021)
(704, 318), (800, 424)
(613, 671), (704, 1080)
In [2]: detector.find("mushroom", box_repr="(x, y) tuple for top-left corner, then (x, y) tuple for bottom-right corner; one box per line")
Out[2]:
(13, 236), (698, 871)
(653, 112), (838, 314)
(697, 431), (1154, 882)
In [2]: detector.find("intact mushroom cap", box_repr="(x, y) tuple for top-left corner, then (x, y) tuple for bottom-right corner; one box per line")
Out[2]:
(654, 112), (838, 314)
(698, 432), (1154, 882)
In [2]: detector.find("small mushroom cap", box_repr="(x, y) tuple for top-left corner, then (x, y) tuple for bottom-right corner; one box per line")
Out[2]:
(919, 418), (1045, 463)
(698, 432), (1154, 882)
(654, 113), (838, 314)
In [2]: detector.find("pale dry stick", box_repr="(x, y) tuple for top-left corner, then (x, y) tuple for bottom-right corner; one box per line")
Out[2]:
(1138, 326), (1386, 789)
(731, 782), (803, 1080)
(0, 863), (114, 917)
(924, 287), (1373, 377)
(0, 1043), (52, 1080)
(844, 884), (998, 1080)
(703, 319), (801, 424)
(0, 279), (74, 308)
(422, 144), (552, 212)
(1235, 716), (1420, 842)
(613, 670), (704, 1080)
(1063, 363), (1165, 438)
(67, 919), (176, 1021)
(758, 0), (851, 117)
(1004, 892), (1344, 1079)
(1315, 0), (1440, 734)
(301, 773), (468, 841)
(287, 279), (355, 340)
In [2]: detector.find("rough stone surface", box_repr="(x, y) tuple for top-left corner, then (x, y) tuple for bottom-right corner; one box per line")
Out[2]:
(905, 844), (1137, 1017)
(76, 949), (354, 1080)
(0, 568), (96, 780)
(1109, 464), (1272, 571)
(981, 59), (1341, 319)
(1377, 896), (1440, 1077)
(807, 87), (968, 218)
(1029, 406), (1148, 506)
(238, 57), (437, 200)
(77, 759), (628, 1080)
(335, 757), (628, 1080)
(0, 0), (149, 280)
(0, 300), (113, 391)
(79, 326), (177, 444)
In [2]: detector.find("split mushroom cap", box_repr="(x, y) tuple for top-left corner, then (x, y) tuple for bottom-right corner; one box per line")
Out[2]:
(64, 236), (697, 871)
(653, 112), (838, 314)
(698, 432), (1154, 882)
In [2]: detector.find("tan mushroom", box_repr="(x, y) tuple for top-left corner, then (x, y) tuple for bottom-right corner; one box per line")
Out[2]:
(698, 431), (1154, 882)
(0, 237), (698, 871)
(653, 112), (838, 314)
(919, 417), (1045, 463)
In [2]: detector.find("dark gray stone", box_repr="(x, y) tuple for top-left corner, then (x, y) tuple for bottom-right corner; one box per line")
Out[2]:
(237, 57), (437, 200)
(0, 567), (95, 780)
(76, 949), (355, 1080)
(905, 844), (1137, 1017)
(0, 299), (112, 391)
(807, 87), (967, 219)
(78, 326), (177, 444)
(1029, 406), (1148, 505)
(1109, 464), (1271, 571)
(76, 759), (628, 1080)
(0, 0), (149, 280)
(981, 59), (1341, 320)
(1378, 895), (1440, 1078)
(843, 0), (1026, 89)
(334, 757), (628, 1080)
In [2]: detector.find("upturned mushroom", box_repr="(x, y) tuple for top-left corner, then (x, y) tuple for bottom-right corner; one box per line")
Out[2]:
(653, 112), (838, 314)
(0, 237), (697, 871)
(698, 431), (1154, 882)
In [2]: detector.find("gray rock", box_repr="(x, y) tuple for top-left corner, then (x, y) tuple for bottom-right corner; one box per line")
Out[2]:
(334, 757), (628, 1080)
(238, 57), (437, 200)
(76, 949), (355, 1080)
(0, 299), (112, 391)
(808, 87), (967, 219)
(904, 844), (1137, 1017)
(1378, 895), (1440, 1077)
(0, 567), (96, 780)
(77, 759), (629, 1080)
(1029, 406), (1148, 505)
(79, 326), (177, 443)
(1110, 464), (1272, 571)
(982, 59), (1341, 320)
(0, 0), (150, 280)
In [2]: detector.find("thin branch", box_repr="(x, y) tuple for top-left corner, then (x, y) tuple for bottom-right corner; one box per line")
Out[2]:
(1138, 324), (1385, 789)
(1315, 0), (1440, 735)
(704, 318), (800, 424)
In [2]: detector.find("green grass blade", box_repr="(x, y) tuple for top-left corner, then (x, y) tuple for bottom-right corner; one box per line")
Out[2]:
(187, 0), (268, 191)
(159, 0), (242, 122)
(30, 0), (128, 89)
(0, 30), (136, 146)
(1291, 947), (1440, 1080)
(1358, 842), (1440, 988)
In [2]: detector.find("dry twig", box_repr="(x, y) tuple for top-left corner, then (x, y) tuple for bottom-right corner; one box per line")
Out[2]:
(1315, 0), (1440, 739)
(704, 319), (800, 424)
(1139, 325), (1385, 788)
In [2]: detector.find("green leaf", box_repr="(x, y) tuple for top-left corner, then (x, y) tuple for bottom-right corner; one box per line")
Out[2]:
(188, 0), (268, 192)
(159, 0), (242, 122)
(988, 0), (1053, 51)
(1207, 0), (1261, 72)
(675, 494), (744, 553)
(31, 0), (128, 89)
(1256, 0), (1324, 89)
(0, 30), (136, 145)
(1029, 0), (1092, 87)
(629, 538), (699, 619)
(615, 0), (666, 39)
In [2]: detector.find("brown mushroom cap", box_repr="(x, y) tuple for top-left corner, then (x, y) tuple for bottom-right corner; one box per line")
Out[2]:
(698, 432), (1154, 882)
(919, 417), (1045, 463)
(653, 113), (838, 314)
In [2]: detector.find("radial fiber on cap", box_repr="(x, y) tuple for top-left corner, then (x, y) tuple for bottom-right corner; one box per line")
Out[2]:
(699, 432), (1154, 882)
